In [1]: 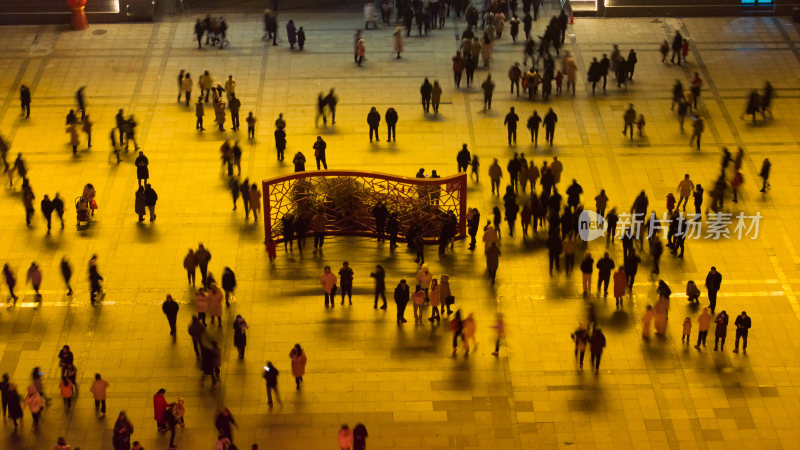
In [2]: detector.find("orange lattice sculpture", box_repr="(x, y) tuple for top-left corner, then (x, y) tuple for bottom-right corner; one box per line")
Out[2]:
(262, 171), (468, 246)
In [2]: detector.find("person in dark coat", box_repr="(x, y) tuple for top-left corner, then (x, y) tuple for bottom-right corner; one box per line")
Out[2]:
(143, 184), (157, 222)
(88, 254), (104, 304)
(40, 194), (54, 232)
(195, 244), (212, 287)
(5, 383), (23, 428)
(297, 27), (306, 50)
(733, 311), (751, 354)
(671, 31), (683, 65)
(385, 107), (398, 142)
(705, 266), (722, 313)
(420, 78), (433, 113)
(60, 257), (73, 296)
(134, 151), (149, 187)
(214, 407), (238, 441)
(596, 252), (615, 297)
(386, 213), (399, 249)
(624, 251), (640, 290)
(262, 363), (280, 407)
(133, 186), (147, 222)
(371, 265), (386, 309)
(233, 315), (248, 359)
(589, 328), (606, 373)
(486, 242), (501, 283)
(372, 202), (389, 242)
(353, 423), (369, 450)
(394, 279), (410, 324)
(338, 261), (354, 305)
(286, 20), (297, 49)
(713, 310), (728, 351)
(20, 85), (31, 118)
(543, 108), (557, 146)
(274, 125), (287, 161)
(161, 294), (179, 336)
(367, 107), (381, 142)
(221, 267), (236, 306)
(52, 192), (65, 228)
(504, 107), (519, 145)
(112, 411), (134, 450)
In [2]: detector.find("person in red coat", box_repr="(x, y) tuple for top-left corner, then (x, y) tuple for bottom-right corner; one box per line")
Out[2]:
(153, 389), (168, 432)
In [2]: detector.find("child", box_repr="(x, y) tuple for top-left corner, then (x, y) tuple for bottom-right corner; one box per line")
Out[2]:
(659, 40), (669, 63)
(681, 39), (690, 63)
(266, 238), (277, 262)
(554, 71), (563, 95)
(175, 397), (185, 427)
(59, 376), (74, 410)
(682, 317), (692, 343)
(686, 280), (700, 302)
(636, 114), (645, 136)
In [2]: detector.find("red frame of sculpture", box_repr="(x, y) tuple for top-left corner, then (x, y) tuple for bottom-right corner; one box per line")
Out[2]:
(262, 171), (468, 245)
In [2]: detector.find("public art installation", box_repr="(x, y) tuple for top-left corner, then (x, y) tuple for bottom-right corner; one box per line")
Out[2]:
(67, 0), (89, 30)
(262, 171), (468, 245)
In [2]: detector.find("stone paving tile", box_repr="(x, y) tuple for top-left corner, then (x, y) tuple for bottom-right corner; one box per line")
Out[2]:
(0, 4), (800, 450)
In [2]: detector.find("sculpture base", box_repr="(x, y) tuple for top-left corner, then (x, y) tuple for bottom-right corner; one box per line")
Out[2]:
(70, 7), (89, 30)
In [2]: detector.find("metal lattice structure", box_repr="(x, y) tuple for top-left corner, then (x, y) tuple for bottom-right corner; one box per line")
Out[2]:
(262, 171), (468, 245)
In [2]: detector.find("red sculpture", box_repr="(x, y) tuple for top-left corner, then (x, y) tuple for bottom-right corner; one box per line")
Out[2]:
(67, 0), (89, 31)
(262, 171), (468, 245)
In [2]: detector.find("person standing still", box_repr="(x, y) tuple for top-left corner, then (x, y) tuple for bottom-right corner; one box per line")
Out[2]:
(367, 107), (381, 142)
(394, 279), (409, 324)
(732, 311), (751, 354)
(504, 107), (519, 145)
(20, 85), (31, 118)
(313, 136), (327, 169)
(338, 261), (354, 305)
(320, 266), (337, 308)
(705, 266), (722, 313)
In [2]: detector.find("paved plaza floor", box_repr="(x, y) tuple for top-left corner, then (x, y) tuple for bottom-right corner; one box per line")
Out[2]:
(1, 3), (800, 449)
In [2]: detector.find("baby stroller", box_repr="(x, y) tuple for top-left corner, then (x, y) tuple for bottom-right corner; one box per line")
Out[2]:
(75, 196), (90, 229)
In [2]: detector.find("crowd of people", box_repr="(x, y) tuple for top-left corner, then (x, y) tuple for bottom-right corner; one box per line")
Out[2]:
(0, 0), (779, 448)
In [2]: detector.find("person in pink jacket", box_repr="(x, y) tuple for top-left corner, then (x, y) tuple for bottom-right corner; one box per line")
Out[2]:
(320, 266), (337, 308)
(195, 287), (208, 326)
(338, 424), (353, 450)
(207, 282), (224, 327)
(412, 287), (426, 325)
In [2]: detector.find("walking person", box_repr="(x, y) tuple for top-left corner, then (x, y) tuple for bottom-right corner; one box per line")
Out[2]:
(596, 252), (615, 297)
(589, 328), (606, 374)
(289, 344), (307, 390)
(571, 323), (589, 369)
(59, 375), (74, 410)
(162, 294), (179, 337)
(196, 244), (211, 287)
(370, 265), (387, 309)
(732, 311), (751, 354)
(183, 249), (197, 288)
(394, 279), (410, 324)
(262, 363), (281, 407)
(689, 115), (704, 149)
(233, 314), (248, 359)
(207, 281), (224, 327)
(622, 104), (636, 140)
(759, 158), (771, 193)
(543, 108), (557, 146)
(20, 85), (31, 118)
(431, 81), (442, 115)
(481, 74), (495, 111)
(88, 254), (104, 304)
(705, 267), (722, 313)
(221, 267), (236, 306)
(428, 278), (441, 324)
(613, 266), (626, 308)
(26, 262), (42, 299)
(6, 383), (23, 428)
(25, 385), (43, 427)
(112, 411), (134, 450)
(713, 310), (729, 351)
